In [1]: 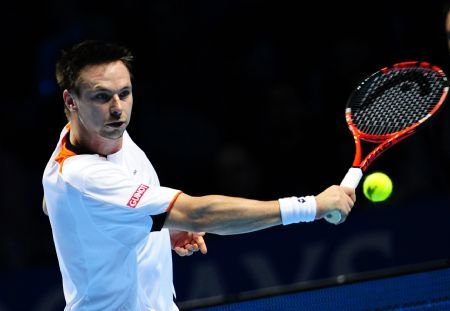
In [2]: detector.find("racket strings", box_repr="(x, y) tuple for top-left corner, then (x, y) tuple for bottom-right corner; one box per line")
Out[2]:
(350, 68), (446, 136)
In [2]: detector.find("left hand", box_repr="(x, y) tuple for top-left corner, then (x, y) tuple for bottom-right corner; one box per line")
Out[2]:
(170, 230), (208, 256)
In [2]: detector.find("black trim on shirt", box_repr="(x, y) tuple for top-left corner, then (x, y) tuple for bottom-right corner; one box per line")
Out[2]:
(65, 131), (95, 155)
(151, 213), (168, 232)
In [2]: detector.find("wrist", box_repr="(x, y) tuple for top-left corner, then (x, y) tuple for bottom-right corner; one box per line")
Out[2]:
(278, 196), (317, 225)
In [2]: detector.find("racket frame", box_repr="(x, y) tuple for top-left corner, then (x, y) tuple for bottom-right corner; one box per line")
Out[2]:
(325, 61), (448, 224)
(347, 61), (448, 172)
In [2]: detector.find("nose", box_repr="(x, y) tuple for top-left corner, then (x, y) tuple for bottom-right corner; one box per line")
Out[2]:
(110, 94), (123, 119)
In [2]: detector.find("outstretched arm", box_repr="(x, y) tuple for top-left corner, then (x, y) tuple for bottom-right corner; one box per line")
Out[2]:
(164, 185), (355, 235)
(166, 195), (280, 235)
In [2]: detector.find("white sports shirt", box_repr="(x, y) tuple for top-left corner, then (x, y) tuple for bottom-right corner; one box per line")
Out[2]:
(43, 124), (181, 310)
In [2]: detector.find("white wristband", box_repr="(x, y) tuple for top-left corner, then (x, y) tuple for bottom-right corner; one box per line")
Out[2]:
(278, 196), (317, 225)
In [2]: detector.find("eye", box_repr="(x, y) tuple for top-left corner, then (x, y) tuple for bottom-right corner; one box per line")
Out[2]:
(92, 93), (111, 102)
(119, 89), (131, 100)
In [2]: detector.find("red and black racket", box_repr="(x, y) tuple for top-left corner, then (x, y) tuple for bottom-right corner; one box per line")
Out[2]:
(326, 61), (448, 224)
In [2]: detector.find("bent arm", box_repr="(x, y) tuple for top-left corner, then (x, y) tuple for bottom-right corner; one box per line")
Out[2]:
(42, 197), (48, 216)
(165, 194), (282, 235)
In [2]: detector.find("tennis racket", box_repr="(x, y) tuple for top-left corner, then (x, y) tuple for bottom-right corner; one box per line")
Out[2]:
(326, 61), (448, 224)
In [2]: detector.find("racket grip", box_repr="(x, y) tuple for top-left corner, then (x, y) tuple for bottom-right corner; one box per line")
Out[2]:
(340, 167), (363, 189)
(325, 168), (363, 224)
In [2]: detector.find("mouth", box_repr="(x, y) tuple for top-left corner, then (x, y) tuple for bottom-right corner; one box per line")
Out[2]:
(106, 121), (126, 128)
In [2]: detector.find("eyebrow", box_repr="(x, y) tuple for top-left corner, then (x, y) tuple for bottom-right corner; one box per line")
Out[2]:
(85, 85), (132, 93)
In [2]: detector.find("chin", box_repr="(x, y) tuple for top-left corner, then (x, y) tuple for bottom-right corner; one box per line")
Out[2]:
(100, 128), (126, 140)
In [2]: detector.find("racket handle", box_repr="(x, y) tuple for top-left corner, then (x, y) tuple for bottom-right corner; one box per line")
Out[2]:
(340, 167), (363, 189)
(325, 168), (363, 224)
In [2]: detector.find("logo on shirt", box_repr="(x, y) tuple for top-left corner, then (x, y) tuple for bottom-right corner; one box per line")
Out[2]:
(127, 184), (150, 208)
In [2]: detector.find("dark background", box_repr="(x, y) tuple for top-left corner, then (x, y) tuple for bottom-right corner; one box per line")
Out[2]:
(1, 1), (450, 309)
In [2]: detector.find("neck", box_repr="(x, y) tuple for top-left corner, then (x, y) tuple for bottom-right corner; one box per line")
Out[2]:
(69, 122), (123, 156)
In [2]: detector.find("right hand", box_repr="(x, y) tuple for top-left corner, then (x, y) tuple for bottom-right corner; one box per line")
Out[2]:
(314, 185), (356, 224)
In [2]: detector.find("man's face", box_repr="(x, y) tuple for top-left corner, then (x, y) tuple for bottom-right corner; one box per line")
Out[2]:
(73, 61), (133, 140)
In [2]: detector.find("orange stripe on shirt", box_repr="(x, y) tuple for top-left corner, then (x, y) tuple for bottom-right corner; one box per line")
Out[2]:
(166, 191), (183, 213)
(55, 135), (77, 173)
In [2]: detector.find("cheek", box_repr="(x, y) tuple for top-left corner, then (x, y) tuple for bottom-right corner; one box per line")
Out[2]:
(128, 101), (133, 114)
(124, 99), (133, 116)
(127, 96), (133, 109)
(79, 105), (108, 125)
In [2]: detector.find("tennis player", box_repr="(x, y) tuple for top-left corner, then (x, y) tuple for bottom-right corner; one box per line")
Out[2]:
(42, 40), (355, 310)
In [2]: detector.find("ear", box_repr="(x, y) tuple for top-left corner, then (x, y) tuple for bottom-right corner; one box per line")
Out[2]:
(63, 90), (78, 112)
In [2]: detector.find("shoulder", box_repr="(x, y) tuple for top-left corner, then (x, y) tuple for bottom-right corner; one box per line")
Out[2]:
(64, 154), (136, 190)
(123, 131), (147, 157)
(62, 155), (117, 187)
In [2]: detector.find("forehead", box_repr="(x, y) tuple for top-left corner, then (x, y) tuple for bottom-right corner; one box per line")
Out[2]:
(77, 61), (131, 91)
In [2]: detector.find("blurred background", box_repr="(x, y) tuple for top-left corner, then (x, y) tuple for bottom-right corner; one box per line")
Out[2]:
(1, 0), (450, 310)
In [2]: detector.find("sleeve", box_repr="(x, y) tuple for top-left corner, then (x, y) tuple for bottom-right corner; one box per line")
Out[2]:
(59, 156), (181, 246)
(64, 156), (181, 216)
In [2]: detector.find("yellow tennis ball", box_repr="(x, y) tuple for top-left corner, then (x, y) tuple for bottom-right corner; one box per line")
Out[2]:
(363, 172), (393, 202)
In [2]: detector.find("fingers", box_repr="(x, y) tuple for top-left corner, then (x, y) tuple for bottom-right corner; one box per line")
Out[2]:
(345, 194), (355, 210)
(173, 232), (208, 256)
(187, 243), (199, 252)
(174, 244), (197, 256)
(174, 246), (192, 256)
(341, 186), (357, 203)
(316, 185), (357, 225)
(337, 186), (356, 224)
(194, 234), (208, 254)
